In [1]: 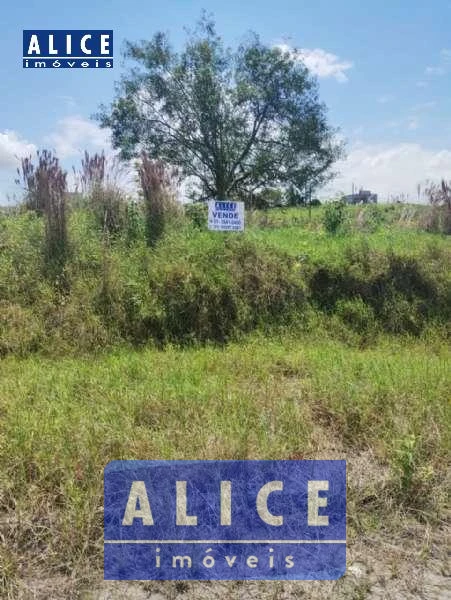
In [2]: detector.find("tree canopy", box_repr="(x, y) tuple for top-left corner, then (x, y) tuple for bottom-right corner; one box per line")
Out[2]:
(97, 16), (344, 203)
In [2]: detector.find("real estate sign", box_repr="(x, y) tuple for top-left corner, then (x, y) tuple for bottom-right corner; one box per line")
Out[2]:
(208, 200), (244, 231)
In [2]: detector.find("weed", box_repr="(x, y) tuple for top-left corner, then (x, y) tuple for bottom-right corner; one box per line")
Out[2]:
(393, 433), (417, 494)
(185, 202), (208, 229)
(323, 200), (347, 234)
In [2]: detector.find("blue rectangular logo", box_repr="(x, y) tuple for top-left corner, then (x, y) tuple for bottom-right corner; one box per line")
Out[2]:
(104, 460), (346, 580)
(23, 30), (113, 68)
(215, 201), (236, 211)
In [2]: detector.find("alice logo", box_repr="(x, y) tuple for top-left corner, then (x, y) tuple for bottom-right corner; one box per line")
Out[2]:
(104, 460), (347, 581)
(23, 30), (113, 69)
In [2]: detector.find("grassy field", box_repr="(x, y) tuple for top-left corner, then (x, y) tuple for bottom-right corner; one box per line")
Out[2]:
(0, 203), (450, 598)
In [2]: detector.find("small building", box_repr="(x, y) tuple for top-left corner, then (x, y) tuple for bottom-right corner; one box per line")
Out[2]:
(342, 189), (377, 205)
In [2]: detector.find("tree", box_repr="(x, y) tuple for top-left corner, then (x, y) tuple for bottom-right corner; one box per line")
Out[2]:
(97, 15), (343, 204)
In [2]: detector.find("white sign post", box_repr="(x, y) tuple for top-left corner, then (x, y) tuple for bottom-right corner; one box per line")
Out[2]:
(208, 200), (245, 231)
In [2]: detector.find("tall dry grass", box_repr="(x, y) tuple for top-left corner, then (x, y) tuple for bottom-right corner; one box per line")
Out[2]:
(16, 149), (68, 269)
(74, 150), (127, 235)
(138, 153), (179, 247)
(424, 178), (451, 234)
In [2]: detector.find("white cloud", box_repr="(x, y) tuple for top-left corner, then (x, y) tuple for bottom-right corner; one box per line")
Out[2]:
(324, 142), (451, 201)
(275, 44), (353, 82)
(0, 130), (36, 169)
(0, 120), (121, 203)
(425, 66), (446, 76)
(44, 115), (111, 159)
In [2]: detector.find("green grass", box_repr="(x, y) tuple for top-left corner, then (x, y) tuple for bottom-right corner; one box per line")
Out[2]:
(0, 203), (450, 596)
(247, 226), (447, 264)
(1, 204), (449, 355)
(1, 332), (449, 595)
(243, 204), (449, 265)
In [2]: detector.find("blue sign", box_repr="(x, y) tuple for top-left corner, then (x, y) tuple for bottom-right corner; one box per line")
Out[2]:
(104, 460), (346, 580)
(23, 30), (113, 68)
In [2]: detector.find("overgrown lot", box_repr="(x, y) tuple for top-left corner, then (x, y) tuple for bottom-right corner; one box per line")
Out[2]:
(1, 333), (449, 598)
(0, 204), (450, 598)
(0, 204), (449, 354)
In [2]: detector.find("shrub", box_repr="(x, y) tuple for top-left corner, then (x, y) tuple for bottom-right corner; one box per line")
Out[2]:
(0, 212), (45, 304)
(185, 202), (208, 229)
(335, 297), (376, 334)
(46, 298), (111, 354)
(355, 204), (384, 233)
(153, 265), (238, 343)
(420, 205), (451, 235)
(0, 200), (449, 354)
(137, 238), (306, 345)
(124, 200), (145, 244)
(0, 302), (44, 356)
(308, 246), (449, 335)
(390, 434), (437, 510)
(226, 239), (306, 328)
(286, 185), (302, 206)
(323, 200), (346, 234)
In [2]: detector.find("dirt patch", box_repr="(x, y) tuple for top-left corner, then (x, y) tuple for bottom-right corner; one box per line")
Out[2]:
(14, 523), (449, 600)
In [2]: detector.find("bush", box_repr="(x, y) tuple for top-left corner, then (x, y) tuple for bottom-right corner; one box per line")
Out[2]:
(122, 200), (144, 245)
(185, 202), (207, 229)
(355, 204), (384, 232)
(0, 302), (44, 356)
(420, 205), (451, 235)
(335, 297), (376, 335)
(151, 265), (238, 343)
(323, 200), (347, 234)
(286, 185), (302, 206)
(46, 299), (111, 354)
(308, 246), (449, 335)
(144, 238), (306, 344)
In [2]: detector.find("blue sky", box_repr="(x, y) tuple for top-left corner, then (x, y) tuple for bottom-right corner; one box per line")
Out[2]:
(1, 0), (451, 202)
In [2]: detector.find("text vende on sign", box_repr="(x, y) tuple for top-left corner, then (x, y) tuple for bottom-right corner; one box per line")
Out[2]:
(23, 30), (113, 68)
(104, 460), (346, 580)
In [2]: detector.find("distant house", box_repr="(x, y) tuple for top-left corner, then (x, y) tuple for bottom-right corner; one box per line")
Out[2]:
(342, 189), (377, 205)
